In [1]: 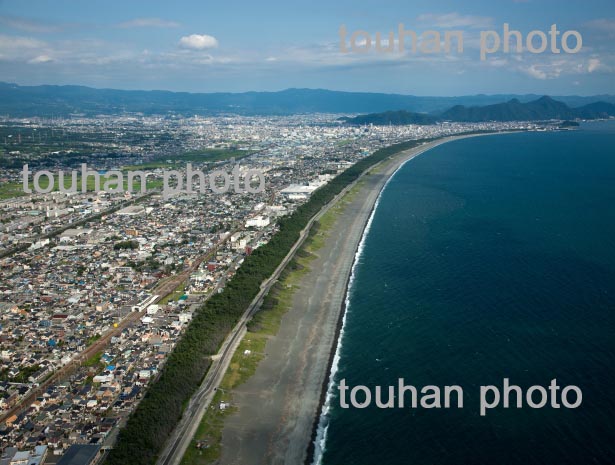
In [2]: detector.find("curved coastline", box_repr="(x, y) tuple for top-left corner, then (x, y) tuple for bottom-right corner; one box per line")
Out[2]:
(219, 132), (511, 465)
(307, 132), (509, 465)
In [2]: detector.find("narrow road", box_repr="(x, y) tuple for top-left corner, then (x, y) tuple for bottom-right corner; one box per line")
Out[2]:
(156, 164), (368, 465)
(218, 135), (496, 465)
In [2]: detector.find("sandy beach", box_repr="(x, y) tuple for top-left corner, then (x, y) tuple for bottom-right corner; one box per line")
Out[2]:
(218, 135), (482, 465)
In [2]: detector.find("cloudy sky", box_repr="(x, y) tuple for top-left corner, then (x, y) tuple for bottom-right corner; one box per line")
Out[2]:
(0, 0), (614, 95)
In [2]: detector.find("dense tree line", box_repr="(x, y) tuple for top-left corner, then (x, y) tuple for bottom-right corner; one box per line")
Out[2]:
(113, 240), (139, 250)
(105, 137), (447, 464)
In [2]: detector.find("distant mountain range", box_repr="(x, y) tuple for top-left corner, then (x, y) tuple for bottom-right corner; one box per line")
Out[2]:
(1, 82), (615, 118)
(340, 96), (615, 125)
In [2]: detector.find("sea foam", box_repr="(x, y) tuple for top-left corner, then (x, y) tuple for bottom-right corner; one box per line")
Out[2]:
(311, 144), (435, 464)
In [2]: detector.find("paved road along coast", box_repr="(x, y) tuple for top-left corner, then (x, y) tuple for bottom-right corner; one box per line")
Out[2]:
(218, 135), (484, 465)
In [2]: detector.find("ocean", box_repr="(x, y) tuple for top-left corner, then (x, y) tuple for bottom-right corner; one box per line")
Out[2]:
(315, 122), (615, 465)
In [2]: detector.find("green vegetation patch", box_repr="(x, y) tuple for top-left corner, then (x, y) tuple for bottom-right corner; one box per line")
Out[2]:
(122, 148), (255, 171)
(0, 175), (163, 201)
(159, 281), (188, 305)
(106, 136), (463, 465)
(180, 180), (358, 465)
(83, 352), (103, 368)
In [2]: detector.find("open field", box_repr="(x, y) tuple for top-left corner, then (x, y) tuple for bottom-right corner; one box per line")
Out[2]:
(122, 148), (255, 171)
(0, 175), (164, 199)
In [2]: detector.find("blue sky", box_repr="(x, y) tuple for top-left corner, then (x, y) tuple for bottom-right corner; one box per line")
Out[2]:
(0, 0), (614, 95)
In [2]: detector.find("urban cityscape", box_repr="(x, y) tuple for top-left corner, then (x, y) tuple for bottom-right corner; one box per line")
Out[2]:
(0, 113), (539, 463)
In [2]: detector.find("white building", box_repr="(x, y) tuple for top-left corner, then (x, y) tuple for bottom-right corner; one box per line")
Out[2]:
(245, 216), (270, 228)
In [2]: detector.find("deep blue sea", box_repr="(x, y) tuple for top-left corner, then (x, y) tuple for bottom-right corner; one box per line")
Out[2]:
(317, 122), (615, 465)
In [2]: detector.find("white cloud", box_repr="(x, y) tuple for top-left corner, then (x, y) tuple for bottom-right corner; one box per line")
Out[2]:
(516, 57), (595, 80)
(416, 13), (494, 29)
(521, 64), (548, 79)
(28, 55), (53, 64)
(0, 34), (46, 50)
(0, 19), (611, 89)
(588, 58), (601, 72)
(486, 58), (509, 68)
(0, 34), (49, 61)
(117, 18), (180, 29)
(179, 34), (218, 50)
(0, 15), (62, 33)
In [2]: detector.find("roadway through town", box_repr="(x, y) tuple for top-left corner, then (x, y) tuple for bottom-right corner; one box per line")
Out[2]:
(156, 161), (371, 465)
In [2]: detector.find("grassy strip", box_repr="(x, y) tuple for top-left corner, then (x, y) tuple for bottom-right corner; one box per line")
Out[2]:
(180, 203), (340, 464)
(159, 281), (187, 306)
(0, 176), (163, 199)
(105, 139), (428, 465)
(106, 135), (489, 465)
(122, 149), (255, 171)
(83, 352), (103, 368)
(0, 182), (26, 200)
(176, 148), (254, 163)
(179, 178), (368, 464)
(0, 148), (253, 200)
(178, 336), (266, 464)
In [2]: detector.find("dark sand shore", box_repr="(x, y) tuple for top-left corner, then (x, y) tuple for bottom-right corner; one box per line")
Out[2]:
(218, 135), (480, 465)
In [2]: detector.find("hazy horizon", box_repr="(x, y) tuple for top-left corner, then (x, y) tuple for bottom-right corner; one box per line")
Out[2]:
(3, 80), (615, 98)
(0, 0), (614, 95)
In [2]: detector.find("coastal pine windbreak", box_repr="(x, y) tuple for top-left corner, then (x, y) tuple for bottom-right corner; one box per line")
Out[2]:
(105, 136), (465, 465)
